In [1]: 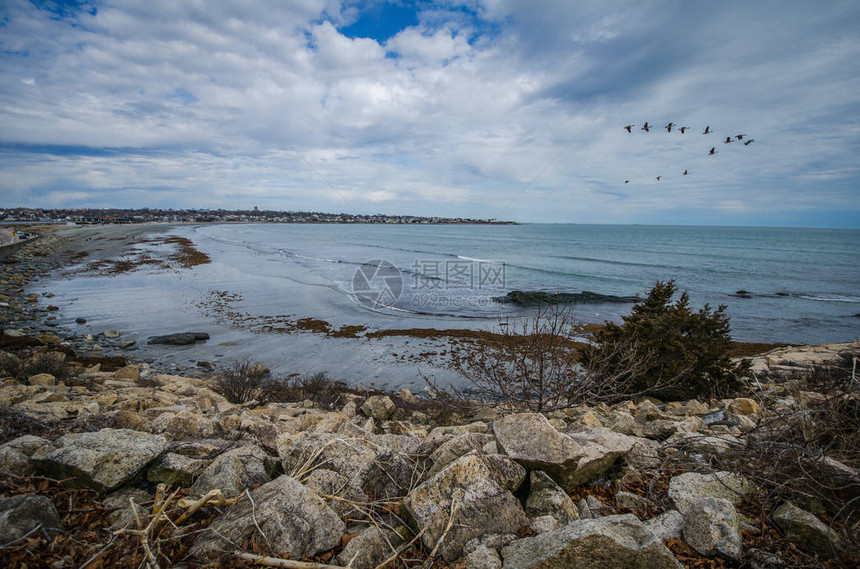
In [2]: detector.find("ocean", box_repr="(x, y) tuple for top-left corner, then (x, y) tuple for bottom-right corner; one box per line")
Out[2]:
(37, 223), (860, 389)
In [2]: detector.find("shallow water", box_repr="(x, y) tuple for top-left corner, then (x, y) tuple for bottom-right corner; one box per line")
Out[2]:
(34, 223), (860, 389)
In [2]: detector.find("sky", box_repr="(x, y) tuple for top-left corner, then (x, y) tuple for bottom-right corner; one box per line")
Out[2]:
(1, 0), (859, 226)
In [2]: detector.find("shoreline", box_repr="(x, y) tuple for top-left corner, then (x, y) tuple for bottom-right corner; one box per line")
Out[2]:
(0, 223), (824, 387)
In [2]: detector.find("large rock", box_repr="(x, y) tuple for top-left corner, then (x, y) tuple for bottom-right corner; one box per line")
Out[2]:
(147, 332), (210, 345)
(360, 395), (396, 420)
(493, 413), (584, 490)
(402, 453), (528, 561)
(500, 514), (682, 569)
(0, 494), (63, 545)
(278, 432), (421, 500)
(525, 470), (579, 524)
(31, 428), (166, 491)
(190, 444), (277, 498)
(191, 475), (345, 559)
(0, 446), (30, 475)
(682, 498), (742, 559)
(667, 471), (754, 512)
(334, 525), (406, 569)
(644, 510), (684, 541)
(147, 452), (206, 487)
(428, 433), (495, 476)
(773, 501), (844, 559)
(564, 428), (644, 487)
(304, 468), (369, 518)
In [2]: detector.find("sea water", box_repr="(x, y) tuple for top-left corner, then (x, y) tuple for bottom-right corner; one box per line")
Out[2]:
(36, 223), (860, 388)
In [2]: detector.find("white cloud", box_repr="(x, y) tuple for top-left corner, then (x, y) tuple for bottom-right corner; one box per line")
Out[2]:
(0, 0), (858, 225)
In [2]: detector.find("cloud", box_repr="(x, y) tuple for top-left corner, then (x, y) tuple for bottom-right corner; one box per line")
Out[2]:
(0, 0), (858, 226)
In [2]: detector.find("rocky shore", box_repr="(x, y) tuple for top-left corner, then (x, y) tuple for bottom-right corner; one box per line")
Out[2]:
(1, 227), (859, 568)
(0, 336), (858, 568)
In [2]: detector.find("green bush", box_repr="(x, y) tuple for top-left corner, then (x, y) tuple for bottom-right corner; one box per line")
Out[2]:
(581, 280), (746, 400)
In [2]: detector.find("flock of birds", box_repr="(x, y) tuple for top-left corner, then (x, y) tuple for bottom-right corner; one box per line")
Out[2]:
(621, 122), (756, 183)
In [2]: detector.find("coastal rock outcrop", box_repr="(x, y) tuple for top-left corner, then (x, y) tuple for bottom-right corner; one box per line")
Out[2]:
(147, 332), (210, 345)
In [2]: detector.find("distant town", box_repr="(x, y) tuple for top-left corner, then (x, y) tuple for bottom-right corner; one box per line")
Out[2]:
(0, 207), (514, 225)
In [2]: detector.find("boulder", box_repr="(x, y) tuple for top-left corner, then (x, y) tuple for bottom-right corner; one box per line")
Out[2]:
(773, 501), (844, 559)
(31, 428), (166, 491)
(465, 544), (503, 569)
(727, 398), (760, 416)
(114, 365), (140, 381)
(402, 453), (528, 561)
(334, 525), (406, 569)
(428, 433), (495, 476)
(147, 332), (210, 345)
(682, 497), (742, 559)
(644, 510), (684, 541)
(190, 444), (277, 498)
(2, 435), (51, 456)
(667, 471), (754, 512)
(524, 470), (579, 524)
(493, 413), (584, 490)
(28, 373), (56, 386)
(304, 468), (369, 518)
(191, 475), (344, 559)
(147, 452), (206, 487)
(0, 494), (63, 545)
(500, 514), (682, 569)
(565, 428), (643, 487)
(151, 410), (221, 439)
(278, 432), (421, 500)
(0, 446), (30, 475)
(360, 395), (396, 420)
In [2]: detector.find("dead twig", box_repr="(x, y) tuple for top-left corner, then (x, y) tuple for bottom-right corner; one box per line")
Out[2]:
(373, 526), (428, 569)
(234, 551), (344, 568)
(420, 497), (461, 569)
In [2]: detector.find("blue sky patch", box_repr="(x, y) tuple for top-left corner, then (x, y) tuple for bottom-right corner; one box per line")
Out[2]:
(166, 88), (198, 106)
(340, 1), (420, 42)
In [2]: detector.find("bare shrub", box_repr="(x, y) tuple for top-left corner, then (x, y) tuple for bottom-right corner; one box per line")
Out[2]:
(262, 372), (346, 409)
(0, 407), (52, 444)
(211, 358), (269, 404)
(683, 356), (860, 560)
(0, 351), (22, 378)
(21, 351), (82, 384)
(450, 303), (651, 411)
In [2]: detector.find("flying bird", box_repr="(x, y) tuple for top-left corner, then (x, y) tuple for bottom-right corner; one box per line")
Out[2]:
(641, 122), (651, 132)
(708, 147), (717, 155)
(723, 136), (733, 144)
(735, 134), (747, 141)
(744, 139), (755, 146)
(679, 126), (690, 134)
(665, 122), (674, 132)
(656, 176), (662, 181)
(625, 180), (630, 184)
(703, 126), (711, 134)
(623, 125), (634, 133)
